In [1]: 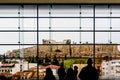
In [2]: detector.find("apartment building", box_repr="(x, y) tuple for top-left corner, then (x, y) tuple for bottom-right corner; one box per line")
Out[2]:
(101, 60), (120, 79)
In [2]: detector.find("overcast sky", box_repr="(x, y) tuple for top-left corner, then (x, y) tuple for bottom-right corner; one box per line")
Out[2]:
(0, 5), (120, 54)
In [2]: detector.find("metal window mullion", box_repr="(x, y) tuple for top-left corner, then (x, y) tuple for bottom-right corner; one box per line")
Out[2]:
(93, 5), (96, 67)
(37, 5), (39, 80)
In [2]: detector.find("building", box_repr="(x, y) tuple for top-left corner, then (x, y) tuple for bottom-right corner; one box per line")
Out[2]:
(0, 59), (37, 74)
(101, 60), (120, 79)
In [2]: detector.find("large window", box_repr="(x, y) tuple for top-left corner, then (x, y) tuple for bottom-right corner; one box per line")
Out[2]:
(0, 5), (120, 79)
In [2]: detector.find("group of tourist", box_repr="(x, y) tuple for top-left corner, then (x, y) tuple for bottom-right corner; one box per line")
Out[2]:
(43, 58), (99, 80)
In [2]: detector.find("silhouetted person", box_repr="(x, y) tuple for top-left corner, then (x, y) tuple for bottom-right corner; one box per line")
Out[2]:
(78, 58), (99, 80)
(73, 66), (78, 79)
(44, 68), (56, 80)
(64, 68), (77, 80)
(58, 62), (66, 80)
(0, 75), (7, 80)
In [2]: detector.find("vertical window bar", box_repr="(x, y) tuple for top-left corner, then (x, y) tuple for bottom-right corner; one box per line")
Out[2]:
(79, 5), (82, 57)
(18, 5), (24, 72)
(37, 4), (39, 80)
(18, 5), (21, 72)
(49, 5), (52, 60)
(93, 5), (96, 67)
(109, 5), (113, 58)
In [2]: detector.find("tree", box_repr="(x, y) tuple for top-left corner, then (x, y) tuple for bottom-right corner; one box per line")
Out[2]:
(66, 39), (72, 57)
(2, 54), (6, 63)
(45, 55), (51, 63)
(64, 54), (67, 60)
(52, 55), (59, 65)
(55, 49), (61, 52)
(103, 56), (109, 61)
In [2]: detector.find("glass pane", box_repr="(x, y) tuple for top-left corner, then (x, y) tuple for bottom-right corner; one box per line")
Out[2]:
(81, 5), (93, 17)
(22, 32), (37, 44)
(111, 5), (120, 17)
(0, 32), (36, 44)
(51, 5), (80, 17)
(0, 32), (19, 44)
(39, 32), (81, 44)
(0, 18), (37, 30)
(23, 45), (37, 57)
(39, 18), (49, 30)
(51, 18), (80, 30)
(0, 18), (18, 30)
(111, 32), (120, 44)
(95, 32), (109, 43)
(95, 18), (109, 30)
(2, 45), (37, 58)
(79, 45), (94, 57)
(22, 18), (37, 30)
(81, 18), (93, 30)
(39, 32), (50, 44)
(95, 5), (109, 17)
(39, 5), (49, 17)
(0, 5), (18, 17)
(81, 32), (93, 43)
(0, 45), (19, 54)
(112, 18), (120, 30)
(22, 5), (37, 17)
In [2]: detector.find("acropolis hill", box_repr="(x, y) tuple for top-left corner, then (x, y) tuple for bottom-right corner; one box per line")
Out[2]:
(6, 39), (120, 58)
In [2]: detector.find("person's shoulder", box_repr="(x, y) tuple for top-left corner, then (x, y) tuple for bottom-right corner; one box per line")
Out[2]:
(82, 66), (88, 69)
(92, 66), (97, 70)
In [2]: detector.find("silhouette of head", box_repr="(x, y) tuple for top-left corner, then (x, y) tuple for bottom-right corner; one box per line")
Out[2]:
(67, 68), (74, 75)
(74, 66), (78, 70)
(87, 58), (92, 66)
(46, 67), (53, 75)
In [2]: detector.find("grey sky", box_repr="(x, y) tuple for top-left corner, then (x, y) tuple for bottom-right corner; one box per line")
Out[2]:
(0, 5), (120, 54)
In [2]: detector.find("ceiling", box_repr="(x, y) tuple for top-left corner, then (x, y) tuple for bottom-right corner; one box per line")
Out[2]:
(0, 0), (120, 4)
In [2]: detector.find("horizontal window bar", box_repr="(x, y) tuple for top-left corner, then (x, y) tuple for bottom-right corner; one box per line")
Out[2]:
(0, 17), (120, 18)
(0, 30), (120, 32)
(0, 43), (119, 45)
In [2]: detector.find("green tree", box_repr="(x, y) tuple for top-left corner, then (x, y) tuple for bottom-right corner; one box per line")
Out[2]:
(52, 55), (59, 65)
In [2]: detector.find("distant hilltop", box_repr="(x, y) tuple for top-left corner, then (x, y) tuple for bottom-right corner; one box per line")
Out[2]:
(42, 39), (71, 44)
(5, 39), (120, 58)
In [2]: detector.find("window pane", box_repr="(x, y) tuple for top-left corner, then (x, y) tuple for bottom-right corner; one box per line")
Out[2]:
(0, 46), (19, 54)
(22, 32), (37, 44)
(22, 5), (37, 17)
(112, 18), (120, 30)
(95, 32), (109, 43)
(0, 5), (18, 17)
(3, 45), (36, 58)
(111, 5), (120, 17)
(39, 5), (49, 17)
(95, 5), (109, 17)
(39, 18), (50, 30)
(51, 18), (80, 30)
(95, 18), (109, 30)
(111, 32), (120, 44)
(81, 32), (93, 43)
(0, 18), (18, 30)
(39, 32), (82, 44)
(81, 18), (93, 30)
(51, 5), (80, 17)
(81, 5), (93, 17)
(22, 18), (37, 30)
(0, 32), (19, 44)
(0, 32), (36, 44)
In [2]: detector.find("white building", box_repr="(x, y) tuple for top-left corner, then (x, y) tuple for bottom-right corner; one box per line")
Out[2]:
(0, 59), (37, 74)
(101, 60), (120, 79)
